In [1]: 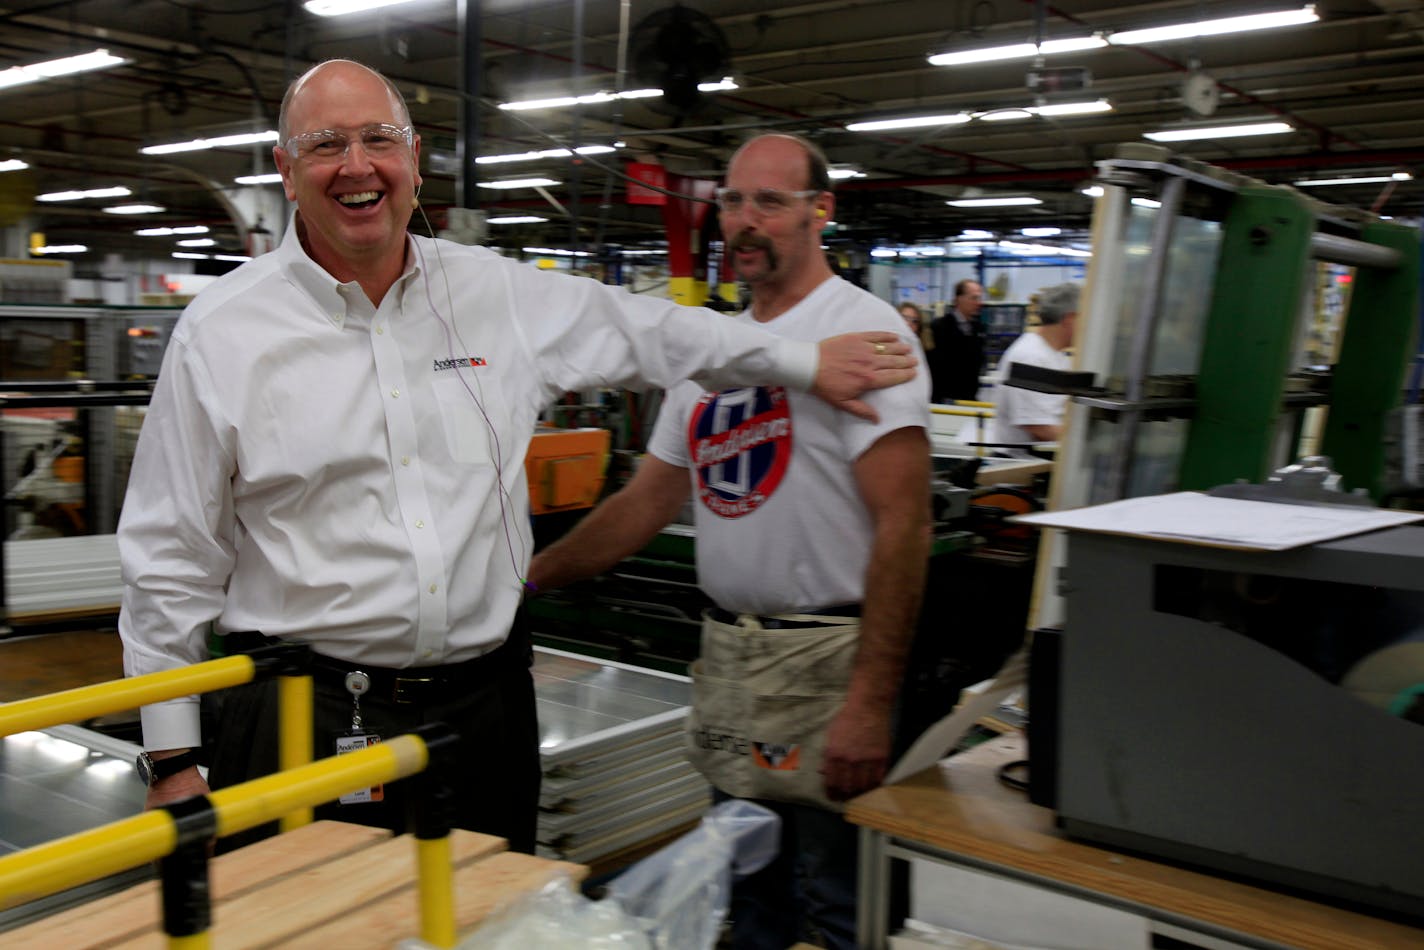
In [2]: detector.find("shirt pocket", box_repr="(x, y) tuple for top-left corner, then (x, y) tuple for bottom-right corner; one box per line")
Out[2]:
(433, 374), (508, 465)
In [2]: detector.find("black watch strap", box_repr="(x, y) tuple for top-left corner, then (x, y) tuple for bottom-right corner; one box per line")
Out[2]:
(137, 749), (200, 787)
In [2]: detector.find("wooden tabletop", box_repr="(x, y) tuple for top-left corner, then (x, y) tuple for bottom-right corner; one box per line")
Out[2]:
(6, 821), (587, 948)
(847, 733), (1424, 950)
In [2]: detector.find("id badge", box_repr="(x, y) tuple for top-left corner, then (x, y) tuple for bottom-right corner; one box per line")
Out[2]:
(336, 733), (384, 804)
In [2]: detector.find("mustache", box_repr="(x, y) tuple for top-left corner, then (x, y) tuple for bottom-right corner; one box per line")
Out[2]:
(729, 230), (773, 253)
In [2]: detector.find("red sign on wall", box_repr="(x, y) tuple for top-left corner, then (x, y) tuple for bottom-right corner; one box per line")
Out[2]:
(625, 162), (667, 205)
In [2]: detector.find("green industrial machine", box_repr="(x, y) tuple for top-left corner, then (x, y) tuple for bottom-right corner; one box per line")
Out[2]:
(1022, 144), (1420, 629)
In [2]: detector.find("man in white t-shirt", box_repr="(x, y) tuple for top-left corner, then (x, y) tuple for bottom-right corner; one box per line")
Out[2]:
(982, 282), (1080, 457)
(530, 133), (930, 949)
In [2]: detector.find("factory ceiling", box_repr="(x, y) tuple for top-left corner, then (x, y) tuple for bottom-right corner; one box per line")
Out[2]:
(1, 0), (1421, 267)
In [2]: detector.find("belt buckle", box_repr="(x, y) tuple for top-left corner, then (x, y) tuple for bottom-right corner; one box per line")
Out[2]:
(392, 674), (435, 704)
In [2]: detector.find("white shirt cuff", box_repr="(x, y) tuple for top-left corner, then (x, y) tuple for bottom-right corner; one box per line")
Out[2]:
(775, 338), (818, 392)
(139, 696), (203, 751)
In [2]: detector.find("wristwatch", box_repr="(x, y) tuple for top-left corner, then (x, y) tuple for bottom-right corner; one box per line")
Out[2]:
(135, 749), (200, 787)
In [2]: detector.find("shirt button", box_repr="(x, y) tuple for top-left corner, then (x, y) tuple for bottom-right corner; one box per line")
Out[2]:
(401, 456), (410, 466)
(391, 388), (400, 398)
(415, 519), (424, 529)
(428, 583), (438, 594)
(375, 326), (384, 335)
(422, 648), (433, 658)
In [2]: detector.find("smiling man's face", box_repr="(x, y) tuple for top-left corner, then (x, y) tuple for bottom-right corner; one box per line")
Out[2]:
(274, 61), (421, 282)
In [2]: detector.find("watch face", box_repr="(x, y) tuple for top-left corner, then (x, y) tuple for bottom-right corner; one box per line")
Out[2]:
(136, 751), (156, 787)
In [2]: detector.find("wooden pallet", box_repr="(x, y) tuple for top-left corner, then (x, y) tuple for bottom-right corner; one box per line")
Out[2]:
(5, 820), (586, 948)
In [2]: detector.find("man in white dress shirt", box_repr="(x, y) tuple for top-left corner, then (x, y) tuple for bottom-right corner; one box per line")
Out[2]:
(118, 60), (915, 851)
(983, 282), (1080, 457)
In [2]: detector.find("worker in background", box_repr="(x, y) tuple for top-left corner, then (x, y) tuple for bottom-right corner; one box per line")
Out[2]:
(117, 61), (917, 853)
(897, 301), (933, 352)
(529, 133), (931, 949)
(928, 278), (986, 402)
(981, 281), (1080, 457)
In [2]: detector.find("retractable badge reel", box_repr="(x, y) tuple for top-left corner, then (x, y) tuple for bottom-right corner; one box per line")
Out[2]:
(336, 670), (384, 804)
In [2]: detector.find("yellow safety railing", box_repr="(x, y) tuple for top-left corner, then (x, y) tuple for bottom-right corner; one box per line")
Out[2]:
(0, 725), (461, 949)
(0, 646), (316, 831)
(931, 402), (995, 457)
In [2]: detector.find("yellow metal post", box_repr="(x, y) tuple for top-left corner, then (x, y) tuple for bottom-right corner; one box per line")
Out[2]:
(277, 673), (315, 831)
(416, 837), (457, 947)
(0, 812), (177, 910)
(0, 656), (256, 738)
(209, 734), (428, 838)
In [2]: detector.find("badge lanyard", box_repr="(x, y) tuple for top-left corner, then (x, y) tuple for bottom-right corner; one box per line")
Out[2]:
(336, 670), (384, 804)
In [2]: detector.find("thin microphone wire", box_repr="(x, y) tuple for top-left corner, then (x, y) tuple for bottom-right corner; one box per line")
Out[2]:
(411, 204), (530, 588)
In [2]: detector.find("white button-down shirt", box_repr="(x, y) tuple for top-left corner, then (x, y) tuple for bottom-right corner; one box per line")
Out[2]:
(119, 221), (816, 749)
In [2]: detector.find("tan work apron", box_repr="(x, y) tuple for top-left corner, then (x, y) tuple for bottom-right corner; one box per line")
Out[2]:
(685, 610), (860, 812)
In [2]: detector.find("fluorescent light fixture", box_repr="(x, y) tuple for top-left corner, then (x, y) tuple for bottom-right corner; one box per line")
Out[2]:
(501, 92), (618, 111)
(869, 248), (898, 258)
(907, 246), (946, 257)
(1021, 227), (1062, 237)
(136, 225), (209, 236)
(959, 229), (996, 239)
(0, 159), (29, 172)
(523, 246), (592, 257)
(1144, 121), (1292, 142)
(487, 215), (549, 224)
(173, 252), (209, 260)
(1110, 5), (1317, 46)
(1033, 99), (1113, 117)
(0, 49), (125, 91)
(142, 131), (278, 156)
(304, 0), (422, 15)
(103, 204), (165, 215)
(619, 248), (669, 256)
(929, 35), (1106, 67)
(479, 177), (560, 189)
(178, 238), (217, 247)
(846, 112), (972, 133)
(1132, 197), (1163, 208)
(977, 100), (1113, 122)
(33, 244), (87, 254)
(215, 254), (252, 262)
(946, 196), (1043, 207)
(1080, 185), (1105, 197)
(979, 109), (1035, 122)
(828, 168), (865, 180)
(476, 145), (616, 165)
(39, 186), (131, 202)
(998, 240), (1092, 258)
(1294, 172), (1413, 187)
(499, 80), (734, 112)
(235, 173), (284, 185)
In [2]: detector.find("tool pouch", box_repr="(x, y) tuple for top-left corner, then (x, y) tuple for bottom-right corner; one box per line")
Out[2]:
(685, 611), (859, 811)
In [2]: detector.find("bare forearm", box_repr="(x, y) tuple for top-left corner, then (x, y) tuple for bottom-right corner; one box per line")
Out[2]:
(846, 513), (930, 712)
(1022, 422), (1061, 441)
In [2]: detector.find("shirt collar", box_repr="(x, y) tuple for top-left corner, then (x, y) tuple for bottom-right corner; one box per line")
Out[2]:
(277, 212), (423, 326)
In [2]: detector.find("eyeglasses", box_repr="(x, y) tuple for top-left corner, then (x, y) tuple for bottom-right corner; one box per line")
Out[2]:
(714, 187), (821, 215)
(281, 124), (413, 163)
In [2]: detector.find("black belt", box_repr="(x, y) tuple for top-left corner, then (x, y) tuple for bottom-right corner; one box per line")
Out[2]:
(707, 604), (861, 630)
(223, 624), (530, 705)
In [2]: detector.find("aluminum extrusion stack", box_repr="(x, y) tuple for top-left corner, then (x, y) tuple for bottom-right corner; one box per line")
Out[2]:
(532, 648), (710, 866)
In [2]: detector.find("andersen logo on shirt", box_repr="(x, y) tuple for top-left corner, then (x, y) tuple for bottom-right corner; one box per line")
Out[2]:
(432, 356), (487, 371)
(686, 385), (792, 519)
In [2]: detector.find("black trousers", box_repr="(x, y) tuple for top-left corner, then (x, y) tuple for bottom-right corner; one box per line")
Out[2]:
(203, 624), (542, 854)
